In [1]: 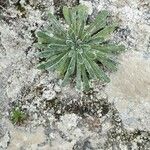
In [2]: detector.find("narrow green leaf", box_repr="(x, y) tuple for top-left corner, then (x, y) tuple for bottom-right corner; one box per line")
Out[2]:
(92, 61), (110, 82)
(71, 7), (77, 34)
(86, 51), (97, 60)
(76, 5), (88, 38)
(38, 50), (60, 58)
(67, 28), (76, 42)
(36, 43), (49, 49)
(86, 36), (105, 44)
(37, 52), (66, 70)
(81, 64), (90, 91)
(84, 53), (110, 82)
(48, 13), (66, 35)
(58, 57), (71, 76)
(82, 56), (96, 79)
(77, 21), (85, 39)
(38, 46), (69, 58)
(76, 53), (82, 90)
(63, 6), (72, 25)
(93, 50), (108, 59)
(47, 52), (69, 71)
(61, 51), (76, 86)
(97, 56), (118, 71)
(36, 31), (52, 44)
(36, 31), (65, 44)
(86, 10), (109, 35)
(92, 24), (116, 39)
(48, 43), (67, 49)
(91, 44), (125, 54)
(77, 5), (88, 23)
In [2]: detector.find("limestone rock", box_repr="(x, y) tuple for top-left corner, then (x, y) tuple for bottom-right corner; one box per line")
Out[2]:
(106, 51), (150, 130)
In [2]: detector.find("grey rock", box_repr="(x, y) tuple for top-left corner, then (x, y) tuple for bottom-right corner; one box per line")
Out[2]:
(0, 0), (150, 149)
(106, 51), (150, 131)
(0, 124), (10, 150)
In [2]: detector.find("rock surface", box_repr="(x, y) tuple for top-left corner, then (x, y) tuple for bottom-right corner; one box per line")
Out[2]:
(106, 51), (150, 131)
(0, 0), (150, 149)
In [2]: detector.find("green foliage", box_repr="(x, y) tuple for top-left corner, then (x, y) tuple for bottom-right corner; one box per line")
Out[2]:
(36, 5), (125, 91)
(11, 107), (26, 125)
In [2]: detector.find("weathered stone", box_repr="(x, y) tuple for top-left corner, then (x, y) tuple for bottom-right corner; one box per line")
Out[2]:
(0, 123), (10, 150)
(0, 0), (150, 149)
(7, 126), (48, 150)
(106, 51), (150, 130)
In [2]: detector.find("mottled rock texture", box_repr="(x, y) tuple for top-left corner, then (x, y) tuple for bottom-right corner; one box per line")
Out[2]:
(0, 0), (150, 149)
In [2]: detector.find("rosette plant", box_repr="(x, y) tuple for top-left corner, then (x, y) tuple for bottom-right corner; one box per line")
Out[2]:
(36, 5), (125, 91)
